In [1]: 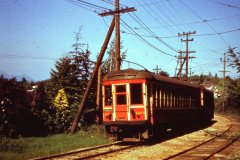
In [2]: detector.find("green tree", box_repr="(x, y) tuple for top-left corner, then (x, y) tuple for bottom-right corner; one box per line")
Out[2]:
(0, 76), (43, 137)
(47, 30), (96, 133)
(31, 82), (49, 113)
(227, 47), (240, 74)
(227, 79), (240, 109)
(102, 40), (127, 73)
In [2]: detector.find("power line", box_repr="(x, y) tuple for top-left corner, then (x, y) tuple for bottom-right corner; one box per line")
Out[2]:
(120, 18), (176, 57)
(128, 12), (240, 30)
(129, 12), (179, 53)
(179, 0), (229, 46)
(74, 0), (109, 10)
(65, 0), (111, 13)
(101, 0), (115, 6)
(135, 0), (177, 35)
(134, 0), (173, 8)
(209, 0), (240, 10)
(121, 27), (240, 39)
(151, 0), (185, 32)
(0, 54), (56, 60)
(65, 0), (100, 13)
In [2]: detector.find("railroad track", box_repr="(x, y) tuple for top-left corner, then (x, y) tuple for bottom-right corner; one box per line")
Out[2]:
(31, 141), (141, 160)
(161, 114), (240, 160)
(32, 114), (240, 160)
(97, 114), (240, 160)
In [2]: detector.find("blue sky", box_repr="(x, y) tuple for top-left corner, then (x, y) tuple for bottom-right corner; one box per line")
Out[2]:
(0, 0), (240, 81)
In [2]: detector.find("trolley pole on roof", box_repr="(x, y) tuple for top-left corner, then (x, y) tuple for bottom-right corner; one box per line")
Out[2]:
(99, 0), (136, 71)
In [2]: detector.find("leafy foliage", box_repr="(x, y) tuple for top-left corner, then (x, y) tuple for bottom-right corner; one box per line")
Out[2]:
(53, 88), (69, 110)
(0, 76), (45, 137)
(46, 30), (96, 133)
(227, 78), (240, 108)
(102, 40), (127, 73)
(228, 47), (240, 74)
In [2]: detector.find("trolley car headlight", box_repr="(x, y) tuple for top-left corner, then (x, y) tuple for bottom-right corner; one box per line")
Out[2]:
(104, 109), (112, 112)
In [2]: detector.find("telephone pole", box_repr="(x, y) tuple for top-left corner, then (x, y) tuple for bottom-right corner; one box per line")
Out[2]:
(219, 52), (230, 112)
(70, 1), (136, 133)
(177, 31), (196, 79)
(99, 0), (136, 71)
(153, 65), (161, 74)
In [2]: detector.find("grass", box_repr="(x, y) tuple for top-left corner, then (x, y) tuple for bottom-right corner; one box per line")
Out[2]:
(0, 125), (113, 160)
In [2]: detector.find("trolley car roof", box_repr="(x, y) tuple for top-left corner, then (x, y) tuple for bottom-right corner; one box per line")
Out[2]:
(103, 69), (201, 89)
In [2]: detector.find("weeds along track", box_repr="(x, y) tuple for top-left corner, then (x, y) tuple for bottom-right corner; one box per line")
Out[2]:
(31, 141), (140, 160)
(162, 114), (240, 160)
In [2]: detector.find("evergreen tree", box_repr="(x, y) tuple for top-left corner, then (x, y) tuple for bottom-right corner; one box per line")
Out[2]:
(47, 29), (96, 133)
(49, 56), (76, 105)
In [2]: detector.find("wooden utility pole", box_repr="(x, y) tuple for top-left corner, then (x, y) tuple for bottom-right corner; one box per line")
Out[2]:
(96, 67), (101, 111)
(219, 52), (230, 112)
(115, 0), (120, 71)
(177, 31), (196, 79)
(70, 1), (136, 133)
(175, 51), (184, 77)
(70, 18), (115, 133)
(99, 0), (136, 71)
(153, 65), (161, 74)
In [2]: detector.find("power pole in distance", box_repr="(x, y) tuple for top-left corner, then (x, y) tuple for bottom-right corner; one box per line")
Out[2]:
(219, 52), (230, 112)
(178, 31), (196, 79)
(153, 65), (161, 74)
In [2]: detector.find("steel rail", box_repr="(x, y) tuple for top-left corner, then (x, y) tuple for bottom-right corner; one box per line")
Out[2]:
(31, 141), (122, 160)
(163, 114), (239, 160)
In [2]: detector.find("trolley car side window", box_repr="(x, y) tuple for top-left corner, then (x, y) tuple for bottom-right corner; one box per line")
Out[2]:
(130, 83), (143, 105)
(105, 85), (112, 106)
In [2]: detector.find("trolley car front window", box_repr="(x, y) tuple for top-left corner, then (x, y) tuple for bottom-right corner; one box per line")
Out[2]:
(117, 95), (126, 105)
(130, 83), (143, 104)
(116, 85), (127, 105)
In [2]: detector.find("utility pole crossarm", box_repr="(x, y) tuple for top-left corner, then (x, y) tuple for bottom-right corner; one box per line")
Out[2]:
(98, 0), (136, 72)
(176, 31), (196, 79)
(98, 7), (136, 17)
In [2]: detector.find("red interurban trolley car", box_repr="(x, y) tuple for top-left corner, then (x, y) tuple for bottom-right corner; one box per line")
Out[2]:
(102, 69), (214, 140)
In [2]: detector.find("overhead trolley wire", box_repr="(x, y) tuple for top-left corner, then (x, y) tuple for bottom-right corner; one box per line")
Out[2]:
(209, 0), (240, 10)
(65, 0), (99, 13)
(135, 0), (177, 35)
(179, 0), (229, 46)
(151, 0), (185, 32)
(65, 0), (111, 13)
(121, 27), (240, 39)
(131, 12), (240, 29)
(129, 12), (179, 53)
(120, 18), (176, 58)
(74, 0), (109, 10)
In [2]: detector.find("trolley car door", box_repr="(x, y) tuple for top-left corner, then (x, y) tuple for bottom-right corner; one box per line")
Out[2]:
(114, 84), (129, 121)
